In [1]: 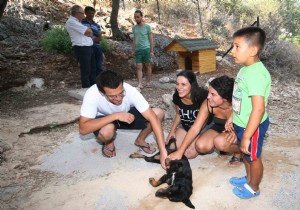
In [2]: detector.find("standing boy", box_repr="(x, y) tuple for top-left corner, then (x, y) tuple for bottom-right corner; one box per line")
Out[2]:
(132, 10), (154, 89)
(82, 6), (104, 76)
(228, 27), (271, 199)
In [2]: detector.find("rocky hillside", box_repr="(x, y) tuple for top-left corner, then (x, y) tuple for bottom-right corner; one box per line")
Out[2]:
(0, 0), (184, 91)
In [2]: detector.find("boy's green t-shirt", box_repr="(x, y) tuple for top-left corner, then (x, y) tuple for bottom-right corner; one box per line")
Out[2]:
(133, 24), (151, 51)
(232, 62), (271, 128)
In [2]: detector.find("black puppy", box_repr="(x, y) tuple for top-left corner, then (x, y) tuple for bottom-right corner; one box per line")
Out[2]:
(149, 156), (195, 209)
(129, 138), (195, 209)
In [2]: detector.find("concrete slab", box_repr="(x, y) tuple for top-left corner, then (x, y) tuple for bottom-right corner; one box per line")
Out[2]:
(21, 103), (80, 134)
(41, 130), (169, 178)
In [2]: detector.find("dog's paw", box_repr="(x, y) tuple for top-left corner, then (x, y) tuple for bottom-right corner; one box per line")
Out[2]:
(149, 177), (158, 187)
(129, 153), (145, 159)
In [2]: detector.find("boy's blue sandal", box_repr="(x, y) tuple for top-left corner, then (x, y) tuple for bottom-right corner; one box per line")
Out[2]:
(233, 183), (260, 199)
(229, 176), (248, 187)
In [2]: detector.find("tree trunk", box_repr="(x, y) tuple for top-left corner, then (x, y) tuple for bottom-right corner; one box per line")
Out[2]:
(110, 0), (127, 40)
(0, 0), (8, 19)
(122, 0), (125, 10)
(196, 0), (204, 37)
(156, 0), (161, 23)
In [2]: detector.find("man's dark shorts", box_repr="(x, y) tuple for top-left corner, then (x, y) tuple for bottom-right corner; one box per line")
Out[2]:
(93, 107), (147, 137)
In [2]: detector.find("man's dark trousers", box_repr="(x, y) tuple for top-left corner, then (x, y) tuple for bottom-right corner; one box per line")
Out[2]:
(74, 46), (96, 88)
(93, 44), (103, 76)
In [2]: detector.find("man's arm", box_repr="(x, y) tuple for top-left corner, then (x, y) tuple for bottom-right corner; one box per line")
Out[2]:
(240, 96), (265, 155)
(79, 112), (135, 135)
(93, 24), (102, 43)
(79, 115), (117, 135)
(67, 18), (93, 37)
(132, 29), (136, 56)
(148, 32), (154, 57)
(84, 28), (93, 37)
(166, 105), (181, 141)
(141, 107), (167, 169)
(93, 32), (102, 43)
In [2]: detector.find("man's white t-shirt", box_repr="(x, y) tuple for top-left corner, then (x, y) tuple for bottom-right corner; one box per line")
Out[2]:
(80, 83), (149, 118)
(65, 16), (93, 46)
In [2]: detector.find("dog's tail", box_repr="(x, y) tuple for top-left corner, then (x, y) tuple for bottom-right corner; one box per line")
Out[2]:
(183, 198), (195, 209)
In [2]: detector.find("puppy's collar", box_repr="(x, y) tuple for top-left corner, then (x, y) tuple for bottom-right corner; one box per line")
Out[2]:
(171, 172), (176, 185)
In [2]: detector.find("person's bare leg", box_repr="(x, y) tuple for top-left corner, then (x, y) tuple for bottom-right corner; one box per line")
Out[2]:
(136, 63), (143, 88)
(244, 158), (251, 182)
(135, 108), (164, 153)
(248, 158), (263, 191)
(214, 133), (240, 153)
(97, 123), (116, 156)
(145, 63), (152, 87)
(214, 133), (243, 166)
(195, 129), (219, 154)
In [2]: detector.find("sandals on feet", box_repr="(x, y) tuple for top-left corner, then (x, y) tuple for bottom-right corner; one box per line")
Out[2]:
(227, 156), (243, 167)
(102, 144), (116, 158)
(233, 183), (260, 199)
(218, 151), (230, 160)
(229, 176), (248, 187)
(135, 143), (156, 154)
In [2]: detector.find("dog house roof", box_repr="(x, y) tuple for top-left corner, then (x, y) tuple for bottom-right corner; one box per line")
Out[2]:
(164, 38), (218, 52)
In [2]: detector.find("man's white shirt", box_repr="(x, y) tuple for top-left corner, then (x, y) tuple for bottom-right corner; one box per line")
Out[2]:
(65, 16), (93, 46)
(80, 83), (150, 119)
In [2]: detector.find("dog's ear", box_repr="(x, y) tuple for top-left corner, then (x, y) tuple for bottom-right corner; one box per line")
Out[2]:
(165, 158), (171, 166)
(165, 138), (177, 153)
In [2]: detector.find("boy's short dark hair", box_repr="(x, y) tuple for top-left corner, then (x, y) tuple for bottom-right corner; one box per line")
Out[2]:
(233, 27), (266, 54)
(84, 6), (95, 13)
(96, 70), (124, 93)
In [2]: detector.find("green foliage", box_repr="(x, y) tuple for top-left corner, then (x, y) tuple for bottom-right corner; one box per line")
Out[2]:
(279, 0), (300, 44)
(41, 26), (72, 54)
(206, 17), (231, 49)
(214, 0), (243, 15)
(100, 37), (112, 53)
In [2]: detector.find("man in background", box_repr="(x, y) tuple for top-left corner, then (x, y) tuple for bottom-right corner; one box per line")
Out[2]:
(132, 10), (154, 89)
(65, 5), (96, 88)
(82, 6), (104, 76)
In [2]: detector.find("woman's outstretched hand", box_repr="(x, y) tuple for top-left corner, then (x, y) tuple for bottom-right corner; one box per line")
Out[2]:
(168, 150), (183, 161)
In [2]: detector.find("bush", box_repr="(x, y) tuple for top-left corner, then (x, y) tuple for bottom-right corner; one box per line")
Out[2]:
(262, 39), (300, 82)
(100, 37), (112, 53)
(41, 25), (72, 54)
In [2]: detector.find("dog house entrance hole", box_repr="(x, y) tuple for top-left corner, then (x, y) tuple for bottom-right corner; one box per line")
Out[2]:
(185, 57), (192, 70)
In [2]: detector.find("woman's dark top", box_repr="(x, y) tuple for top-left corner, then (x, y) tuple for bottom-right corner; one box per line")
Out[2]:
(208, 101), (227, 133)
(173, 90), (207, 131)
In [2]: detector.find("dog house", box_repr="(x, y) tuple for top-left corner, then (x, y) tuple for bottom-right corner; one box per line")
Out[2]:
(164, 38), (218, 73)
